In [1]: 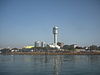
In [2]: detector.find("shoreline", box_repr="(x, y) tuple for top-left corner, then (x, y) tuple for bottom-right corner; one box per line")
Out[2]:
(1, 52), (100, 55)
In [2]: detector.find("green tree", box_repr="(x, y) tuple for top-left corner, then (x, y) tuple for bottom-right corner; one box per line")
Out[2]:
(89, 45), (97, 51)
(97, 46), (100, 50)
(69, 45), (75, 51)
(90, 45), (97, 50)
(63, 45), (75, 51)
(63, 45), (69, 50)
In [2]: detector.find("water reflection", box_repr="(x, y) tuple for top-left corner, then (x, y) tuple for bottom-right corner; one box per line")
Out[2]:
(52, 55), (63, 75)
(0, 55), (100, 75)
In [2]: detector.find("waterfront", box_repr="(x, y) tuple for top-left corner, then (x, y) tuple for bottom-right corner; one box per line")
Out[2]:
(0, 55), (100, 75)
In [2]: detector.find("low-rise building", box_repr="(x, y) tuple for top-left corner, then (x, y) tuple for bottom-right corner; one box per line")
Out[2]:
(35, 41), (41, 47)
(24, 46), (34, 49)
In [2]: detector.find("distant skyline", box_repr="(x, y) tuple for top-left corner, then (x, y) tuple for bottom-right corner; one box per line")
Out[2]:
(0, 0), (100, 48)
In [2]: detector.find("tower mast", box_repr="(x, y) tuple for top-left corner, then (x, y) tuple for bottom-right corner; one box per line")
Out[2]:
(53, 26), (58, 46)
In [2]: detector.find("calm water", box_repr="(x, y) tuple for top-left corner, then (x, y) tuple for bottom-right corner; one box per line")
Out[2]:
(0, 55), (100, 75)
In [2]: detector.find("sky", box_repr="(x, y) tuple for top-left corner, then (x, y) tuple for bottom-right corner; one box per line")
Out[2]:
(0, 0), (100, 48)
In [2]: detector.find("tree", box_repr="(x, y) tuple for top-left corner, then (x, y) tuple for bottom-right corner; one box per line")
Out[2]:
(1, 48), (11, 53)
(97, 46), (100, 50)
(63, 45), (75, 51)
(63, 45), (69, 50)
(69, 45), (75, 50)
(89, 45), (97, 51)
(12, 48), (18, 50)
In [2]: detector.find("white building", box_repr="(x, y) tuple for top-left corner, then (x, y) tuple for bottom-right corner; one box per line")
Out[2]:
(41, 42), (46, 47)
(34, 41), (41, 47)
(35, 41), (46, 47)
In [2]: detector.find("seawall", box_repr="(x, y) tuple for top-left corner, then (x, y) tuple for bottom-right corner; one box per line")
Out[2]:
(1, 52), (100, 55)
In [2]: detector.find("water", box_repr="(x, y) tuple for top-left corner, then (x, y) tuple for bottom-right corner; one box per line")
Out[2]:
(0, 55), (100, 75)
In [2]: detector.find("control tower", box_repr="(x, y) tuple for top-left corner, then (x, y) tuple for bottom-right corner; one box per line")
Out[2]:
(49, 26), (60, 49)
(53, 26), (58, 46)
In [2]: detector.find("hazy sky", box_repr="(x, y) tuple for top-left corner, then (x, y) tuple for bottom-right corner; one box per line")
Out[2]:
(0, 0), (100, 48)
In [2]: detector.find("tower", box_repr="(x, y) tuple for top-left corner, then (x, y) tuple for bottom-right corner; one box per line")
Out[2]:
(49, 26), (60, 49)
(53, 26), (58, 46)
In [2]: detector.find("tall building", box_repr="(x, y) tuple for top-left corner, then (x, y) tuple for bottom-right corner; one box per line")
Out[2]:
(49, 26), (60, 49)
(53, 26), (58, 46)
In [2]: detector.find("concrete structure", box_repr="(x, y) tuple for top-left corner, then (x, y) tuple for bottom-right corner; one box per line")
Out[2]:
(35, 41), (41, 47)
(53, 26), (58, 46)
(41, 42), (46, 47)
(49, 26), (60, 49)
